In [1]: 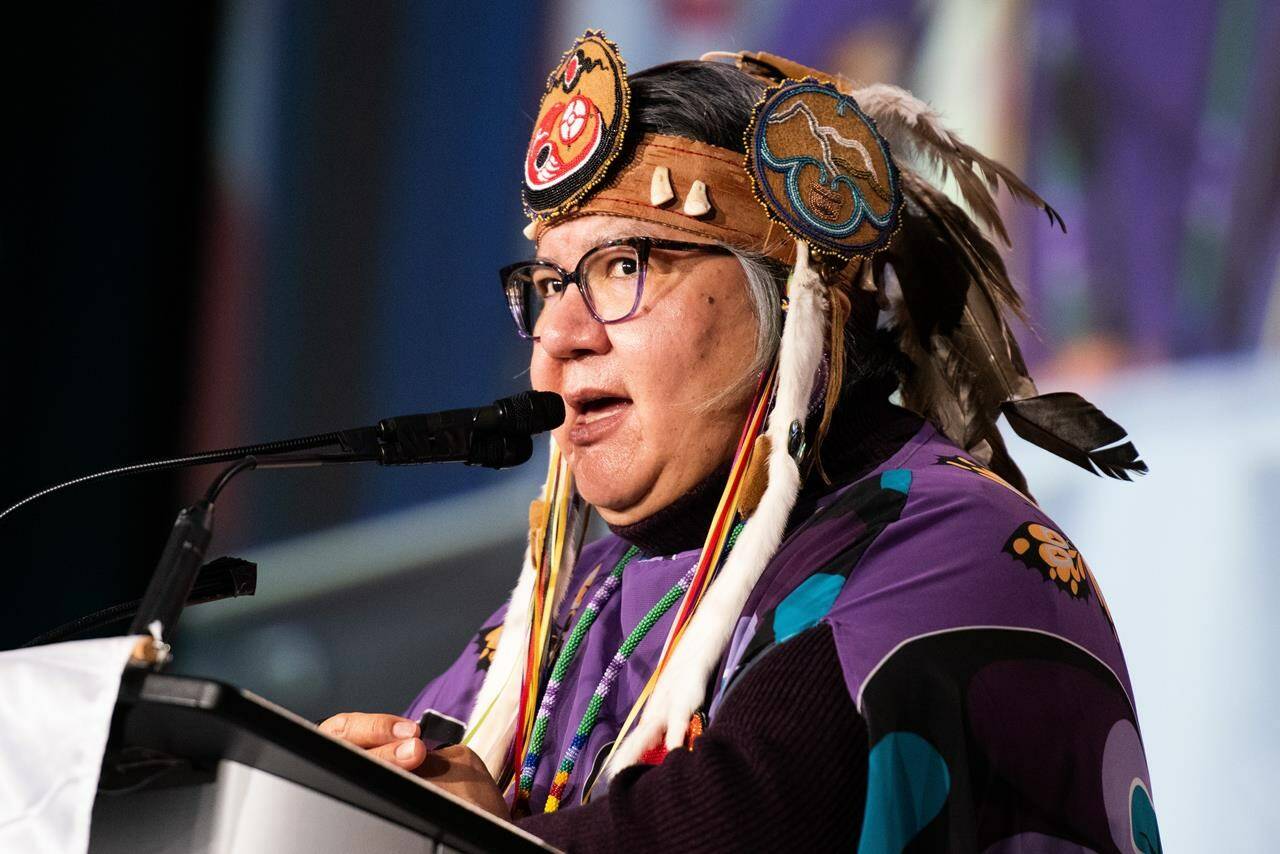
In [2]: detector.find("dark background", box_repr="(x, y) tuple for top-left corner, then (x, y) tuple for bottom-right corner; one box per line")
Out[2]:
(1, 2), (546, 652)
(2, 6), (219, 650)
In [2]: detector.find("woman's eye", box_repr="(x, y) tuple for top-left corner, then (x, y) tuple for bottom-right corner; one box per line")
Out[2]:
(533, 277), (563, 299)
(606, 257), (638, 278)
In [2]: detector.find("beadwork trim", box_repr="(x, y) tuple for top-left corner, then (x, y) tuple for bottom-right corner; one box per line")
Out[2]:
(515, 544), (638, 811)
(522, 521), (746, 813)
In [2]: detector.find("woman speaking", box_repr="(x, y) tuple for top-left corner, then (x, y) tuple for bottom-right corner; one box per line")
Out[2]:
(319, 32), (1159, 853)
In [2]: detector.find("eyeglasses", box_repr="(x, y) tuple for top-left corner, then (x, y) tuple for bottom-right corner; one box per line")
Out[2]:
(500, 236), (733, 339)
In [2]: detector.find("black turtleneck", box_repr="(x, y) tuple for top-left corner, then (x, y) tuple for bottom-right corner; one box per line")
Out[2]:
(606, 387), (923, 557)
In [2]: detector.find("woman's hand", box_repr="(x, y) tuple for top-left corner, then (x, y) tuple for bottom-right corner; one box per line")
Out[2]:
(318, 712), (426, 771)
(318, 714), (509, 819)
(416, 744), (510, 820)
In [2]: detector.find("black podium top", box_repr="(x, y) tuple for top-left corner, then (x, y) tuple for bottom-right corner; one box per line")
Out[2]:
(104, 670), (555, 854)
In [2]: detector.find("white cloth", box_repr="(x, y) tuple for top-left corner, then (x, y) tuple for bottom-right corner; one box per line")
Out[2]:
(0, 637), (140, 854)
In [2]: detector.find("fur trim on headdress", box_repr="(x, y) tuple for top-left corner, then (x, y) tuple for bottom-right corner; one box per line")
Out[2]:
(607, 241), (828, 773)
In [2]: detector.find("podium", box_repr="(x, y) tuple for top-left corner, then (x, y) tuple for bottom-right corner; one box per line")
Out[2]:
(90, 669), (555, 853)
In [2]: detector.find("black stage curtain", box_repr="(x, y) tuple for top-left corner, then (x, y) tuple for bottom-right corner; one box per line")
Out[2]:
(0, 5), (220, 649)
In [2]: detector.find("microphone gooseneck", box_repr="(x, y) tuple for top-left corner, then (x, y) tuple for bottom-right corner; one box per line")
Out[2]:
(0, 431), (344, 524)
(0, 390), (565, 525)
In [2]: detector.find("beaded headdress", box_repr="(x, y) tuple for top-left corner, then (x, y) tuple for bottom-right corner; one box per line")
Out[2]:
(467, 31), (1146, 788)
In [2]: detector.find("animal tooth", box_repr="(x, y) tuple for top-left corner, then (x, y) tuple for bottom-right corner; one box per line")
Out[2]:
(650, 166), (674, 206)
(683, 180), (712, 217)
(860, 259), (877, 292)
(522, 221), (538, 241)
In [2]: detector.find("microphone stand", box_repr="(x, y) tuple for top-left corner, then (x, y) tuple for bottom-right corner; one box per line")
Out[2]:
(124, 452), (367, 667)
(121, 435), (534, 667)
(126, 458), (251, 665)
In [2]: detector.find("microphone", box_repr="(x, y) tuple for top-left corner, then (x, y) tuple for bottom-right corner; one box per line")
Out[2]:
(372, 390), (564, 467)
(120, 391), (563, 649)
(473, 390), (565, 435)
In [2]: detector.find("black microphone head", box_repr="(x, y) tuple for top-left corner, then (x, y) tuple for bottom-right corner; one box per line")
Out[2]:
(527, 390), (565, 432)
(493, 390), (565, 435)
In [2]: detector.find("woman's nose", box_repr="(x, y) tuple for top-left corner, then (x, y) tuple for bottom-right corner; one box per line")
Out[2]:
(536, 285), (610, 358)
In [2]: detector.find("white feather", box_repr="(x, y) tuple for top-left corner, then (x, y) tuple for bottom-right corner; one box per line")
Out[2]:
(853, 82), (1063, 244)
(607, 241), (827, 774)
(852, 83), (969, 197)
(852, 83), (950, 157)
(465, 544), (536, 777)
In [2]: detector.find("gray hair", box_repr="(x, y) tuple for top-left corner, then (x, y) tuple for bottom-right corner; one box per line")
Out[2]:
(729, 245), (786, 376)
(691, 244), (788, 413)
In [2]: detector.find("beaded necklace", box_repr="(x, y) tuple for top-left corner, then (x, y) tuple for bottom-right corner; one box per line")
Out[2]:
(515, 522), (745, 814)
(514, 544), (637, 809)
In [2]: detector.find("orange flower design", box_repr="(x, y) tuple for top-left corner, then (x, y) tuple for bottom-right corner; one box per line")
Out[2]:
(1004, 521), (1093, 598)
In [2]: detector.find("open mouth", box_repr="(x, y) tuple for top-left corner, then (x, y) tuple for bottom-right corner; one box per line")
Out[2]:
(576, 395), (631, 422)
(567, 392), (632, 444)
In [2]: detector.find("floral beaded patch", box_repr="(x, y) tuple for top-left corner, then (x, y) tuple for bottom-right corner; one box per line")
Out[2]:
(473, 623), (501, 671)
(523, 31), (630, 220)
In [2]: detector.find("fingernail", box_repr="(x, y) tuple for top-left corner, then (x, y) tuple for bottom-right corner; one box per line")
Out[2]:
(330, 716), (347, 734)
(393, 721), (418, 739)
(396, 739), (417, 760)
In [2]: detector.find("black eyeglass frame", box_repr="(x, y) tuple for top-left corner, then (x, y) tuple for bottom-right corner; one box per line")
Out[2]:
(499, 236), (734, 339)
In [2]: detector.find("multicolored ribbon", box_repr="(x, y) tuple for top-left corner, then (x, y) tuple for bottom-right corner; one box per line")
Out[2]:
(509, 444), (577, 778)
